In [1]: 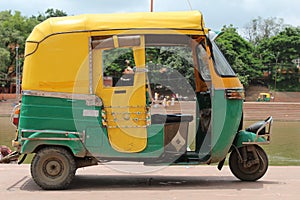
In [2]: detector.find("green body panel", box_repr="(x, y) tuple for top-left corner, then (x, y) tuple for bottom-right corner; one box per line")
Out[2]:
(19, 95), (102, 131)
(87, 124), (164, 158)
(257, 98), (270, 102)
(210, 89), (243, 162)
(234, 130), (267, 148)
(21, 132), (87, 157)
(18, 95), (164, 158)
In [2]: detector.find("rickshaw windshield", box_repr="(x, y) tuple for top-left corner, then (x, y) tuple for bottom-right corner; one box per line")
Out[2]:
(211, 40), (236, 77)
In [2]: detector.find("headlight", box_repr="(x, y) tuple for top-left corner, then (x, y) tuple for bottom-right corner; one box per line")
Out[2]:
(225, 89), (245, 100)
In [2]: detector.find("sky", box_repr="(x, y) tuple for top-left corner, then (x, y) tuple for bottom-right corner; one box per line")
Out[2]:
(0, 0), (299, 31)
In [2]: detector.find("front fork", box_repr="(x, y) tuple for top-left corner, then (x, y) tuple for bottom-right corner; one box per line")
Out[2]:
(217, 145), (260, 170)
(240, 145), (260, 168)
(219, 116), (272, 171)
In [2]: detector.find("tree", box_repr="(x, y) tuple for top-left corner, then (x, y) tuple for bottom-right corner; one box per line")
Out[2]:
(216, 25), (264, 87)
(0, 10), (27, 86)
(0, 9), (68, 92)
(0, 48), (10, 73)
(35, 8), (67, 22)
(257, 27), (300, 91)
(244, 16), (288, 45)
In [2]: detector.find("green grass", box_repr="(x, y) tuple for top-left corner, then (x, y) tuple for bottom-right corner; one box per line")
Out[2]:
(1, 116), (300, 165)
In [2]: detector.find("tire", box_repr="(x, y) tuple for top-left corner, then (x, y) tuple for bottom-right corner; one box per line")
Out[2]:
(31, 146), (76, 190)
(229, 145), (268, 181)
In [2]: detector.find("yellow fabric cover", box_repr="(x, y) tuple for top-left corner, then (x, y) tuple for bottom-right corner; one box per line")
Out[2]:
(27, 11), (206, 42)
(22, 11), (208, 94)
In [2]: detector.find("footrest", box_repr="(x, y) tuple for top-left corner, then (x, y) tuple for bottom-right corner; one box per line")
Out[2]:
(151, 114), (193, 124)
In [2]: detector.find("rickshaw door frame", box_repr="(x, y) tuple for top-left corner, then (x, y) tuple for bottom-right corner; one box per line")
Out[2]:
(94, 35), (148, 153)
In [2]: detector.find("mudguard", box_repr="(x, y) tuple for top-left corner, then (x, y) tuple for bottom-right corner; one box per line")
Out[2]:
(21, 131), (87, 157)
(233, 130), (267, 148)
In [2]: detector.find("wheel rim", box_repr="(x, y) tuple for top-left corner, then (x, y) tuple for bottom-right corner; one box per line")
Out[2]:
(43, 159), (64, 178)
(237, 156), (260, 175)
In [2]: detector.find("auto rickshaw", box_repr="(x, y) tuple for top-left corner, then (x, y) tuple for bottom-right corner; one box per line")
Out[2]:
(257, 92), (271, 102)
(7, 11), (272, 190)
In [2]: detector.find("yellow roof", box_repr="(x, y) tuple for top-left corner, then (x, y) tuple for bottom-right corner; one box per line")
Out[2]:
(27, 10), (207, 42)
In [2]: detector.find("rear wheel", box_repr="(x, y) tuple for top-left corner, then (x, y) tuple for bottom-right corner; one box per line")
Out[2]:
(31, 146), (76, 190)
(229, 145), (268, 181)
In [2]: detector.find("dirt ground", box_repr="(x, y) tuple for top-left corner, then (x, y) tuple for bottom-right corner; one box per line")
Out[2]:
(0, 164), (300, 200)
(243, 102), (300, 121)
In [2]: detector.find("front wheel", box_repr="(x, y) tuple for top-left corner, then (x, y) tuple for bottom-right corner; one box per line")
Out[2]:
(229, 145), (268, 181)
(31, 146), (76, 190)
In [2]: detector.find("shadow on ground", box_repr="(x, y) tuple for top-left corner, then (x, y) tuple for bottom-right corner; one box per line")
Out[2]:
(14, 175), (280, 191)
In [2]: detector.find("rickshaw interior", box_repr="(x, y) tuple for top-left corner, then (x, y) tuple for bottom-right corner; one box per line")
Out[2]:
(91, 34), (213, 163)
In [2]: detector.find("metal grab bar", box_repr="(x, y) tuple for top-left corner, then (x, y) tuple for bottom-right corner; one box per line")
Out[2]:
(243, 116), (273, 145)
(255, 116), (273, 142)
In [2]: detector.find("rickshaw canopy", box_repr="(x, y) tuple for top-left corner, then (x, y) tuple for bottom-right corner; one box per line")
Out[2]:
(259, 93), (270, 97)
(22, 11), (209, 94)
(26, 10), (208, 43)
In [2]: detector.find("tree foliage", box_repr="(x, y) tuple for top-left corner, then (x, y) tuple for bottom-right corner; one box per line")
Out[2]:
(244, 16), (288, 46)
(215, 25), (263, 87)
(35, 8), (67, 22)
(146, 46), (195, 94)
(216, 22), (300, 91)
(0, 9), (67, 87)
(256, 27), (300, 91)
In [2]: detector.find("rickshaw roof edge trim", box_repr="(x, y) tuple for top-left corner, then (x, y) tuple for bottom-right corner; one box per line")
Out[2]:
(27, 10), (208, 42)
